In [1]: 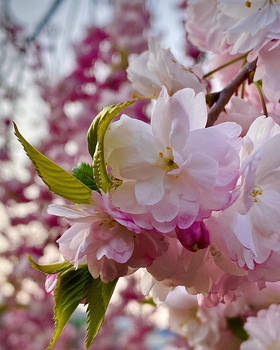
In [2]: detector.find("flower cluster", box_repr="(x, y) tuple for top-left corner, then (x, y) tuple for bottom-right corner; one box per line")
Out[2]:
(13, 1), (280, 349)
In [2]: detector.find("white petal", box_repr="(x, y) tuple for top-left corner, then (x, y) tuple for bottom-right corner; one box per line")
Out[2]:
(246, 116), (280, 152)
(105, 114), (154, 162)
(186, 152), (218, 189)
(177, 199), (199, 229)
(109, 146), (160, 181)
(111, 181), (146, 214)
(47, 204), (89, 219)
(172, 89), (207, 131)
(233, 214), (256, 254)
(252, 190), (280, 234)
(151, 86), (174, 147)
(127, 51), (161, 97)
(256, 134), (280, 181)
(57, 223), (89, 244)
(150, 192), (179, 223)
(135, 169), (165, 205)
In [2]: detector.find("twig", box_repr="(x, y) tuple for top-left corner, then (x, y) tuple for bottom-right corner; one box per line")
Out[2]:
(25, 0), (66, 44)
(206, 59), (257, 127)
(203, 53), (248, 79)
(254, 81), (268, 117)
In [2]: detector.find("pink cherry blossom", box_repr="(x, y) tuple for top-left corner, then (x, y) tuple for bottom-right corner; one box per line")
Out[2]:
(208, 116), (280, 270)
(105, 86), (241, 233)
(47, 191), (167, 282)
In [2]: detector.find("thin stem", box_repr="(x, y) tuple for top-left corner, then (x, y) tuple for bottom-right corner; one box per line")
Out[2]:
(254, 81), (268, 118)
(203, 53), (249, 79)
(206, 58), (257, 127)
(241, 81), (246, 99)
(240, 58), (247, 99)
(25, 0), (66, 44)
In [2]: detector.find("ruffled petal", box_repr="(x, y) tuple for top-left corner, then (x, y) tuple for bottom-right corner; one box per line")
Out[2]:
(134, 169), (165, 205)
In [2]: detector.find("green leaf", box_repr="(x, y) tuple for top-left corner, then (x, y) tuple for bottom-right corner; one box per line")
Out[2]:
(85, 278), (117, 349)
(87, 100), (135, 192)
(13, 123), (92, 204)
(227, 316), (249, 341)
(72, 162), (98, 191)
(27, 255), (72, 274)
(47, 264), (117, 350)
(48, 265), (92, 350)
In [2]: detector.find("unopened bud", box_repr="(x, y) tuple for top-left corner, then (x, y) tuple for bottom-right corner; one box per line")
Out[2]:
(176, 221), (210, 252)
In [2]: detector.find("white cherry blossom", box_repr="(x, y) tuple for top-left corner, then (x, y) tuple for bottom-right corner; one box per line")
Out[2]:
(127, 37), (205, 97)
(218, 0), (280, 53)
(241, 304), (280, 350)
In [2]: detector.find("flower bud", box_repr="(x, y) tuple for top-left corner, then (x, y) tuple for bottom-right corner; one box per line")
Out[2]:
(176, 221), (210, 252)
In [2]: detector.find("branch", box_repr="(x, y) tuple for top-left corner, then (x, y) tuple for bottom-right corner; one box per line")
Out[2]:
(25, 0), (66, 44)
(206, 59), (257, 127)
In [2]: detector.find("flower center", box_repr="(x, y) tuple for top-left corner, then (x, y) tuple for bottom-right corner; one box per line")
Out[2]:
(158, 146), (179, 172)
(250, 186), (263, 203)
(245, 0), (278, 8)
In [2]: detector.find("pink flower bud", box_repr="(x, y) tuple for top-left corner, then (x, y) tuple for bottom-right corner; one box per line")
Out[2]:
(176, 221), (210, 252)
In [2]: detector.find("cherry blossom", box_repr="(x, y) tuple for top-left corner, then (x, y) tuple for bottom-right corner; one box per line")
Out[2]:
(186, 0), (229, 54)
(127, 37), (206, 97)
(208, 116), (280, 270)
(216, 96), (260, 136)
(241, 304), (280, 350)
(48, 192), (167, 282)
(105, 86), (241, 233)
(218, 0), (280, 54)
(165, 287), (222, 350)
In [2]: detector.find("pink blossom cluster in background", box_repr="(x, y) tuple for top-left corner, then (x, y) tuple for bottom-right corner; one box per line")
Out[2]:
(3, 0), (280, 349)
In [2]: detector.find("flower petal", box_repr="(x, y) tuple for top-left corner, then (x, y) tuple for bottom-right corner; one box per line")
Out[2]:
(135, 169), (165, 205)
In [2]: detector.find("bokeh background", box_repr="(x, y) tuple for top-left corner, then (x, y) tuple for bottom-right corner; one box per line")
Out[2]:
(0, 1), (197, 348)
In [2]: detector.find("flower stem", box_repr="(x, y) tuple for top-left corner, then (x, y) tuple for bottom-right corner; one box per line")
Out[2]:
(203, 53), (249, 79)
(254, 81), (268, 118)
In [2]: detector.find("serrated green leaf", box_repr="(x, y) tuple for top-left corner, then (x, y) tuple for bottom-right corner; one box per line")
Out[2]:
(227, 316), (249, 341)
(72, 162), (98, 191)
(27, 255), (72, 274)
(48, 265), (92, 350)
(87, 100), (135, 192)
(47, 265), (116, 350)
(85, 278), (117, 349)
(14, 123), (92, 204)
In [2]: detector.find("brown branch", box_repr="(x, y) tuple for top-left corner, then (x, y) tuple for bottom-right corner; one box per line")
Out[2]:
(206, 58), (257, 127)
